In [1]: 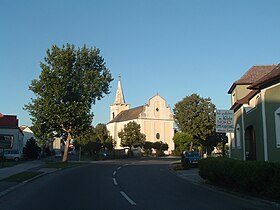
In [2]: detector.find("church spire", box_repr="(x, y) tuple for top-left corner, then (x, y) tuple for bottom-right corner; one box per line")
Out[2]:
(114, 74), (125, 105)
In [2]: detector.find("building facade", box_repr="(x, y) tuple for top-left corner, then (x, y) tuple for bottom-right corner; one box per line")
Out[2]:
(0, 113), (24, 153)
(228, 64), (280, 162)
(107, 77), (175, 153)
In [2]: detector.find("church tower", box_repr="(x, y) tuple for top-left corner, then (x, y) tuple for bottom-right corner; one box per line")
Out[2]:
(110, 75), (130, 121)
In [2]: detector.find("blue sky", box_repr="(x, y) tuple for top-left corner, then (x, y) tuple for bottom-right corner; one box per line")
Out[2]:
(1, 0), (280, 126)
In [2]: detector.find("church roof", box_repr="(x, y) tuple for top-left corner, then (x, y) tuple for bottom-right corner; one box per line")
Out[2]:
(108, 105), (144, 123)
(114, 75), (126, 105)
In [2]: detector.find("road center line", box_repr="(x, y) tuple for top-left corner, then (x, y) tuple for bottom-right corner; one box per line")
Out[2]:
(113, 178), (118, 185)
(120, 191), (136, 206)
(113, 171), (116, 176)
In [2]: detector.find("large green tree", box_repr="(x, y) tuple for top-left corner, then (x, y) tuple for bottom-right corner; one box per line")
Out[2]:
(173, 93), (216, 147)
(24, 44), (113, 162)
(173, 132), (193, 153)
(118, 121), (146, 155)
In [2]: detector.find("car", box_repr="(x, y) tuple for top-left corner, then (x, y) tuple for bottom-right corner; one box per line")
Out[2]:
(0, 150), (22, 161)
(181, 151), (201, 169)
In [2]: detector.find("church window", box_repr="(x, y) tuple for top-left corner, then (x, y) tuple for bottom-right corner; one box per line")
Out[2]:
(156, 133), (160, 140)
(112, 112), (115, 119)
(156, 108), (159, 112)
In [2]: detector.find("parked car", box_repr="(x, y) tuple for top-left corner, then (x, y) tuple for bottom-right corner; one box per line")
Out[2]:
(181, 151), (201, 169)
(0, 150), (22, 161)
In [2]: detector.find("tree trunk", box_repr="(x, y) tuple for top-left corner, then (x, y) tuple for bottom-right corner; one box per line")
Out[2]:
(189, 141), (194, 151)
(62, 131), (71, 162)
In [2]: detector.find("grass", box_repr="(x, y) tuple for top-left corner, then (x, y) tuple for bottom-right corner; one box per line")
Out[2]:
(173, 165), (186, 170)
(0, 160), (22, 168)
(4, 171), (43, 182)
(44, 162), (81, 169)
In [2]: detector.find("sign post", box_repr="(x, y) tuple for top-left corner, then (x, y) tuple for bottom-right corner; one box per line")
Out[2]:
(216, 109), (234, 133)
(216, 109), (234, 157)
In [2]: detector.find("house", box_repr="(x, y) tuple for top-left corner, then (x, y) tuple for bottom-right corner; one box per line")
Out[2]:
(20, 125), (35, 147)
(0, 113), (24, 153)
(107, 76), (175, 153)
(227, 64), (280, 162)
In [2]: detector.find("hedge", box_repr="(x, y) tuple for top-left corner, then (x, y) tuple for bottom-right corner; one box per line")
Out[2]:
(198, 157), (280, 201)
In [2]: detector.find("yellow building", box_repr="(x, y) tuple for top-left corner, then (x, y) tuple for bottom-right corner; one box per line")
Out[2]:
(107, 77), (175, 153)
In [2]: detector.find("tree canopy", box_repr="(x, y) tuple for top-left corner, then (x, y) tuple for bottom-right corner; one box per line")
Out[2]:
(173, 132), (193, 153)
(24, 44), (113, 161)
(118, 121), (146, 150)
(173, 93), (216, 141)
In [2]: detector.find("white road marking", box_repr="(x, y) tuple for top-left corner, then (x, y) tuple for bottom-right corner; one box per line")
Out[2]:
(113, 171), (116, 176)
(123, 164), (129, 167)
(113, 178), (118, 185)
(120, 191), (136, 205)
(117, 166), (122, 170)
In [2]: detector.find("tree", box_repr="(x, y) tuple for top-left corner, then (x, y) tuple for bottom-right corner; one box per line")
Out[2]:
(23, 137), (41, 159)
(24, 44), (113, 162)
(94, 123), (115, 150)
(118, 121), (146, 155)
(173, 132), (193, 154)
(173, 93), (216, 150)
(152, 141), (169, 157)
(143, 141), (153, 156)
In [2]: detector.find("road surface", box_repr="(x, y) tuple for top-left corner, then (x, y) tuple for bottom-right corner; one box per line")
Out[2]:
(0, 157), (276, 210)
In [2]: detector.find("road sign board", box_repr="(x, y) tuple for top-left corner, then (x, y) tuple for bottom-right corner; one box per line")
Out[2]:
(216, 109), (234, 133)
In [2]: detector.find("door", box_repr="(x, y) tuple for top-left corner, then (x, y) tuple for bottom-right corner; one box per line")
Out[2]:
(245, 126), (256, 160)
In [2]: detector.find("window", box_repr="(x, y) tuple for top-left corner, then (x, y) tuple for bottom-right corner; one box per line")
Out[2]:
(236, 124), (241, 148)
(275, 107), (280, 148)
(0, 135), (14, 149)
(156, 133), (160, 140)
(232, 92), (236, 105)
(231, 132), (236, 149)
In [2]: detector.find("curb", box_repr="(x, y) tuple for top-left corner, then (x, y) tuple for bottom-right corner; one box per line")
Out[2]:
(0, 169), (58, 199)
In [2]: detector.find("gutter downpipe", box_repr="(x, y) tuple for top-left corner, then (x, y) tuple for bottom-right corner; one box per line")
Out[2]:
(261, 89), (268, 161)
(241, 107), (246, 160)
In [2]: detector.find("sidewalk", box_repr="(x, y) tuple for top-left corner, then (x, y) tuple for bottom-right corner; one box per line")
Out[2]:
(175, 168), (204, 184)
(0, 160), (44, 180)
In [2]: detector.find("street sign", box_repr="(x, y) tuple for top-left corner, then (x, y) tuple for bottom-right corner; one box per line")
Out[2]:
(216, 109), (234, 133)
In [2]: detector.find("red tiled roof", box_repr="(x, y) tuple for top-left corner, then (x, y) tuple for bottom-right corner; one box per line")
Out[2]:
(248, 64), (280, 89)
(228, 65), (277, 93)
(108, 106), (144, 123)
(0, 114), (19, 127)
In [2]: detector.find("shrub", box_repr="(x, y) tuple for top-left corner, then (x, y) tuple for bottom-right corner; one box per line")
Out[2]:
(152, 141), (168, 157)
(198, 157), (280, 201)
(23, 137), (41, 159)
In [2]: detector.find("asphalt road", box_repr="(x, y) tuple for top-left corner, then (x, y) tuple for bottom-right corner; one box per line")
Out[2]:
(0, 158), (276, 210)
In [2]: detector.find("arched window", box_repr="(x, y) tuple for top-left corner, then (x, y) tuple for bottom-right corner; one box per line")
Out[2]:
(112, 112), (115, 119)
(275, 107), (280, 148)
(236, 124), (241, 148)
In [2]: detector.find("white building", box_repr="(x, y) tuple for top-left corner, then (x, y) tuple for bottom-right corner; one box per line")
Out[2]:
(107, 77), (175, 153)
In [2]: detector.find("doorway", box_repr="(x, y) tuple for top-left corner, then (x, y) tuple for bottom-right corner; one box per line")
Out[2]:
(245, 126), (256, 160)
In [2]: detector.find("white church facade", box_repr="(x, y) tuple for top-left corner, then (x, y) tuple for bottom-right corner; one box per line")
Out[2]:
(107, 77), (175, 153)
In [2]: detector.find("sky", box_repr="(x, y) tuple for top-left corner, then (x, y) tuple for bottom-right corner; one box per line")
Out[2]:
(1, 0), (280, 127)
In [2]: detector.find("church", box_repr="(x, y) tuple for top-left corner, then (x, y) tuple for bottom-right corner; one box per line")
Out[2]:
(106, 76), (175, 153)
